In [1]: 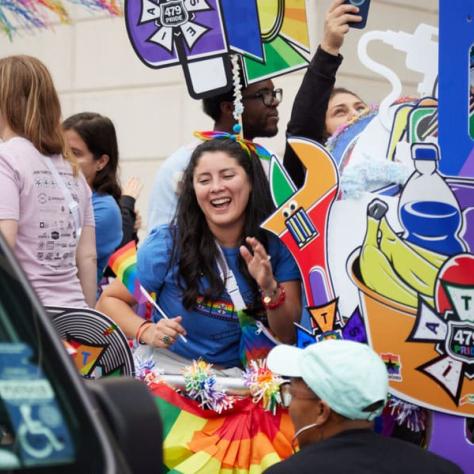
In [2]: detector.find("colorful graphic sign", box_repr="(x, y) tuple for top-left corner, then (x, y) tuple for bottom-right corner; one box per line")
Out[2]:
(263, 137), (339, 308)
(262, 8), (474, 468)
(125, 0), (231, 98)
(242, 0), (310, 84)
(48, 306), (135, 378)
(438, 0), (474, 176)
(349, 162), (474, 416)
(125, 0), (310, 98)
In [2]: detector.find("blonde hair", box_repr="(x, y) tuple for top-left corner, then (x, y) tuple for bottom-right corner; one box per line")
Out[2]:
(0, 55), (78, 174)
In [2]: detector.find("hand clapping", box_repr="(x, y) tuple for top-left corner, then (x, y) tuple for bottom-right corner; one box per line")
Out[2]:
(239, 237), (276, 293)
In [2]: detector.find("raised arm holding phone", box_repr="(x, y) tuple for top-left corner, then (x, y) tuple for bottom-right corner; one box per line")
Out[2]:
(283, 0), (365, 187)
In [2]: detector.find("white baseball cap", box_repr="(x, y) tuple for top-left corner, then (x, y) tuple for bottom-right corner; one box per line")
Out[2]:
(267, 340), (388, 420)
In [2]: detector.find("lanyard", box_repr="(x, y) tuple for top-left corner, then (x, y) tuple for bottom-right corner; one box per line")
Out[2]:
(215, 244), (246, 311)
(42, 156), (82, 241)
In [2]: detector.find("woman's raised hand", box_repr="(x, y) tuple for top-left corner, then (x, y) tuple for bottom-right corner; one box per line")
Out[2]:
(141, 316), (187, 348)
(239, 237), (276, 293)
(122, 176), (143, 199)
(321, 0), (362, 56)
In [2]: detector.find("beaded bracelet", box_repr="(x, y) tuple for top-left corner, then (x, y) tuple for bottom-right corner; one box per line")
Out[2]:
(261, 283), (286, 310)
(135, 320), (152, 345)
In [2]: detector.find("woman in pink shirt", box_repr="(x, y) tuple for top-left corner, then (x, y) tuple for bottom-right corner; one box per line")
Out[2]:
(0, 55), (96, 308)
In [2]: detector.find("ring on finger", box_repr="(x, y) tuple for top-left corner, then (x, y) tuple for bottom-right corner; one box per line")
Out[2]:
(162, 335), (171, 345)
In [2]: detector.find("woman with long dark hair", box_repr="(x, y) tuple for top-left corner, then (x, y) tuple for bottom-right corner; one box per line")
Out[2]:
(0, 55), (96, 308)
(97, 138), (301, 370)
(63, 113), (123, 281)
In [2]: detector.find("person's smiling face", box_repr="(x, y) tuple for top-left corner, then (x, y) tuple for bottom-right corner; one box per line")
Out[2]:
(193, 151), (251, 236)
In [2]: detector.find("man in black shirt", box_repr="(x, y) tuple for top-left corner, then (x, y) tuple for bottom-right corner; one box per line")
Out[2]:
(265, 340), (462, 474)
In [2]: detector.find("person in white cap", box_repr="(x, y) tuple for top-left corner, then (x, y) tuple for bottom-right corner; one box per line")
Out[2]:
(265, 340), (462, 474)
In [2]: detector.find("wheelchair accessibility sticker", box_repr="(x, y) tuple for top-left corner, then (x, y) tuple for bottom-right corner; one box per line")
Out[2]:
(0, 343), (74, 466)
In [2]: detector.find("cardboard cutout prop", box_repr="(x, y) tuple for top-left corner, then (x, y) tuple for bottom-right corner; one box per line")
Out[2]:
(241, 0), (310, 84)
(438, 0), (474, 176)
(48, 307), (135, 378)
(125, 0), (232, 98)
(270, 7), (472, 469)
(263, 138), (338, 309)
(125, 0), (310, 98)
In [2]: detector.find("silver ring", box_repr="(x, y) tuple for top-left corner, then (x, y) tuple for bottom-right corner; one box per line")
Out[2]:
(267, 255), (271, 261)
(162, 335), (171, 345)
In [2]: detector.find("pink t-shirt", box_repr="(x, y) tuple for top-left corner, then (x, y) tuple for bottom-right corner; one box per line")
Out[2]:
(0, 137), (95, 307)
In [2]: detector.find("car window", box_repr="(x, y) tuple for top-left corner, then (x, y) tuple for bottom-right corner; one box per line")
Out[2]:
(0, 244), (112, 472)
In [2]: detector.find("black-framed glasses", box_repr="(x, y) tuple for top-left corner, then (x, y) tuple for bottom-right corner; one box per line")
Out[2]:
(242, 88), (283, 106)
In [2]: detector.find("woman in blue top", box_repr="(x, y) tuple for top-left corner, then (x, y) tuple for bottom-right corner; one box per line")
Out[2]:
(63, 113), (123, 281)
(97, 138), (301, 369)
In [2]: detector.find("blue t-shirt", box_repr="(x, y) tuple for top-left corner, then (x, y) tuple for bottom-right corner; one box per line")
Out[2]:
(137, 225), (301, 368)
(92, 192), (123, 281)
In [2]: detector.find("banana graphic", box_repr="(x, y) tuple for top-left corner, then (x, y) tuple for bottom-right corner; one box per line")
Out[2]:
(379, 217), (440, 297)
(359, 201), (419, 308)
(405, 241), (448, 268)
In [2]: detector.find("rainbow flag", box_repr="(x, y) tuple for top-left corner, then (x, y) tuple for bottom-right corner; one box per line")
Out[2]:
(238, 311), (278, 368)
(151, 382), (294, 473)
(108, 241), (145, 303)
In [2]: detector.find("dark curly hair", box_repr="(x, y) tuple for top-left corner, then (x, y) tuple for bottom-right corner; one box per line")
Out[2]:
(172, 138), (275, 310)
(63, 112), (121, 201)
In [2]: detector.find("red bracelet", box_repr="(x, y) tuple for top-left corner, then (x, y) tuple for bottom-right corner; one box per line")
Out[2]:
(261, 283), (286, 310)
(135, 320), (152, 345)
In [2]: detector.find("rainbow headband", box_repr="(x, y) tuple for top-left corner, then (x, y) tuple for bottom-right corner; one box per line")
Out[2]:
(194, 126), (271, 162)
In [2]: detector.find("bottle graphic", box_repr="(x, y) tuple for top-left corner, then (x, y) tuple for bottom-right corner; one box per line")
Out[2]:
(398, 143), (466, 256)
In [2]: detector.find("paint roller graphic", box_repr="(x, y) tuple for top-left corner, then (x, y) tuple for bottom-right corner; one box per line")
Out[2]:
(358, 24), (438, 130)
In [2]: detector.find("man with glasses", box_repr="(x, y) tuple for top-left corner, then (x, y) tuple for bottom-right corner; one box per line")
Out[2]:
(265, 340), (462, 474)
(147, 78), (282, 230)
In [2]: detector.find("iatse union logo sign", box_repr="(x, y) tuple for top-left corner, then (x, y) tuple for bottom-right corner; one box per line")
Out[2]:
(409, 282), (474, 404)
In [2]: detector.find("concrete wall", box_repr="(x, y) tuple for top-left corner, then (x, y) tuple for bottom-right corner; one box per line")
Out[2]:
(1, 0), (438, 232)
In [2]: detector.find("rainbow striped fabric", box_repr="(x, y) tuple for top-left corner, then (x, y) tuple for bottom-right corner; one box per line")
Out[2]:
(195, 297), (235, 321)
(194, 130), (272, 162)
(152, 382), (293, 473)
(238, 310), (277, 367)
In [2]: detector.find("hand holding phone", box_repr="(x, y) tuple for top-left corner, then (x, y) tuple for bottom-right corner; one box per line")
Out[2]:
(344, 0), (371, 29)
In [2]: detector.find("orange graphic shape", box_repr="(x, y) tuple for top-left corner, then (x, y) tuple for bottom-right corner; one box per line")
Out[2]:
(308, 299), (338, 332)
